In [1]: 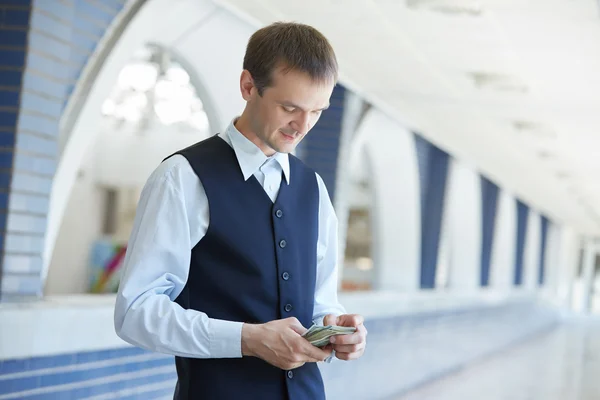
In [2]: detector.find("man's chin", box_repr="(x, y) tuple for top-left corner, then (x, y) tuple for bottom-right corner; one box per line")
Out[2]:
(270, 142), (296, 155)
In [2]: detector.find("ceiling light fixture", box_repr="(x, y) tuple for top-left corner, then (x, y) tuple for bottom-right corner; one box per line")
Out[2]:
(512, 120), (556, 139)
(406, 0), (483, 16)
(469, 72), (529, 93)
(555, 170), (570, 180)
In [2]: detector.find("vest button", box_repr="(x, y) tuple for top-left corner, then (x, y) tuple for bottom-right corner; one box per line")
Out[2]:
(279, 239), (287, 248)
(275, 209), (283, 218)
(282, 272), (290, 280)
(284, 303), (293, 312)
(287, 370), (294, 379)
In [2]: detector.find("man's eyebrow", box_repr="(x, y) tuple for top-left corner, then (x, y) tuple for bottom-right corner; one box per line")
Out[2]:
(280, 101), (330, 112)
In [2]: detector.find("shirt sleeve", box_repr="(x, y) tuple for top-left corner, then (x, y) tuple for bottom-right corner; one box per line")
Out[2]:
(113, 156), (243, 359)
(312, 172), (347, 327)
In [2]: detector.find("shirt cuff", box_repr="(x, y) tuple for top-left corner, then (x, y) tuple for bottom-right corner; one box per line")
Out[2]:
(209, 319), (244, 358)
(324, 351), (336, 363)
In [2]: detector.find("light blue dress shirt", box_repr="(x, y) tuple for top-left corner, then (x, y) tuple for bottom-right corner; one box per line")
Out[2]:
(114, 118), (346, 360)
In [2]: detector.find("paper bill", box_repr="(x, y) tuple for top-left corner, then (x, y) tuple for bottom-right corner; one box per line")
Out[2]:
(302, 324), (357, 347)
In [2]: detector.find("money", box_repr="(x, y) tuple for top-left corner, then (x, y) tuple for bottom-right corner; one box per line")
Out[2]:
(302, 324), (356, 347)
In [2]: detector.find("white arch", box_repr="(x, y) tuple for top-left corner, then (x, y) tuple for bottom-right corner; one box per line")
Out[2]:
(445, 159), (482, 290)
(490, 190), (517, 290)
(332, 93), (367, 286)
(351, 109), (421, 291)
(44, 0), (253, 284)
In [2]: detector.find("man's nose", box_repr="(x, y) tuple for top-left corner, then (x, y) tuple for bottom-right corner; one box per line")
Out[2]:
(289, 112), (311, 134)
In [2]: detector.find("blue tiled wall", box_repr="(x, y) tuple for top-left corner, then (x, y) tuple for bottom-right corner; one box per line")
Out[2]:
(0, 347), (176, 399)
(514, 199), (529, 286)
(414, 135), (450, 289)
(480, 176), (499, 286)
(0, 0), (126, 299)
(539, 216), (549, 284)
(320, 300), (559, 400)
(0, 301), (558, 400)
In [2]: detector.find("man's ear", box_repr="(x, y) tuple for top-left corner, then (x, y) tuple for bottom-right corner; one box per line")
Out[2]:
(240, 70), (255, 101)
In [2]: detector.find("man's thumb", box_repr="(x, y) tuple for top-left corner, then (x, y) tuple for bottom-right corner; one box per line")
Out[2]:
(323, 314), (338, 326)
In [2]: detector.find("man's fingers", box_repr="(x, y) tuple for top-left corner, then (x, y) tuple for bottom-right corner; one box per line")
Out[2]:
(323, 314), (338, 326)
(335, 351), (362, 361)
(286, 317), (306, 335)
(303, 342), (332, 361)
(320, 343), (334, 353)
(330, 331), (365, 345)
(338, 314), (364, 327)
(331, 343), (363, 354)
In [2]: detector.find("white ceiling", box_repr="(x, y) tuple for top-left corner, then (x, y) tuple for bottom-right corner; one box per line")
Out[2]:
(214, 0), (600, 235)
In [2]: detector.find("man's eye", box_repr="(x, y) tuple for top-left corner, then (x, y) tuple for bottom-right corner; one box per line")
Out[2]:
(283, 106), (295, 113)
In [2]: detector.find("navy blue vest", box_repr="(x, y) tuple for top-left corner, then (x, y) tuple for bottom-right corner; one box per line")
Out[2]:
(167, 135), (325, 400)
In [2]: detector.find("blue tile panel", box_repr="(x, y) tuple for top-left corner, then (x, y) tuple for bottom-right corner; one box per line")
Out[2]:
(319, 300), (559, 400)
(514, 199), (529, 286)
(0, 346), (177, 399)
(0, 0), (126, 298)
(0, 1), (32, 299)
(295, 84), (346, 203)
(0, 301), (558, 400)
(414, 134), (450, 289)
(538, 216), (550, 285)
(480, 176), (499, 286)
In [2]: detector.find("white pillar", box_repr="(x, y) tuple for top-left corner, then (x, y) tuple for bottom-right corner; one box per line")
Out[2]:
(541, 221), (561, 296)
(523, 211), (541, 290)
(357, 110), (421, 291)
(555, 226), (582, 309)
(334, 92), (367, 287)
(490, 190), (517, 290)
(579, 240), (597, 313)
(445, 159), (482, 290)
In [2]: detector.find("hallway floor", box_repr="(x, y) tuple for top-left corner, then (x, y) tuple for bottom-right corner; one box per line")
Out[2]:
(396, 318), (600, 400)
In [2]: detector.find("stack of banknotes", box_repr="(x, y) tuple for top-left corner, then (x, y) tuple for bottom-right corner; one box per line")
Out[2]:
(302, 324), (356, 347)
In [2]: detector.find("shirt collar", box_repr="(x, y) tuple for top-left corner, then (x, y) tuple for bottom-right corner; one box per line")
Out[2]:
(223, 118), (290, 184)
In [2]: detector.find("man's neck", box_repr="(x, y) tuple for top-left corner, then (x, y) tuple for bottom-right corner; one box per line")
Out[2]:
(235, 114), (276, 157)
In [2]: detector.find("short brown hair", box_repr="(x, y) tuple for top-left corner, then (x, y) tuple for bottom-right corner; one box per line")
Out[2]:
(243, 22), (339, 95)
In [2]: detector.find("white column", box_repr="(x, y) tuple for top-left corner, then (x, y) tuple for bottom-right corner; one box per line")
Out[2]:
(555, 226), (582, 309)
(579, 240), (597, 313)
(523, 211), (541, 290)
(490, 190), (517, 290)
(445, 159), (482, 290)
(357, 110), (421, 291)
(542, 221), (561, 293)
(334, 92), (367, 287)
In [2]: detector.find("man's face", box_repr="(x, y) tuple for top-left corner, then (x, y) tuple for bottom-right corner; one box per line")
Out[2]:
(246, 66), (334, 155)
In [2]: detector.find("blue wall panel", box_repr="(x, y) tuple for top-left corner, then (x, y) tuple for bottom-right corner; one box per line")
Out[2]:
(514, 199), (529, 286)
(480, 176), (499, 286)
(0, 0), (32, 298)
(295, 84), (346, 203)
(0, 347), (176, 399)
(0, 0), (127, 299)
(539, 216), (549, 285)
(415, 135), (450, 289)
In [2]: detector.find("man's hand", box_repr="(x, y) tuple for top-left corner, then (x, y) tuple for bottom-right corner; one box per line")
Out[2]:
(323, 314), (367, 361)
(241, 317), (333, 370)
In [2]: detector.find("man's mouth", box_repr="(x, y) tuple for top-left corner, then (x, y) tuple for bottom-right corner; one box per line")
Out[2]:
(280, 130), (297, 141)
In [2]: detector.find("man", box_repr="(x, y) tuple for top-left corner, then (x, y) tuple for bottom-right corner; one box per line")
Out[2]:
(114, 21), (367, 400)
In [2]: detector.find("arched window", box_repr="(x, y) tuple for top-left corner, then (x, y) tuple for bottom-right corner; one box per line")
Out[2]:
(45, 45), (211, 295)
